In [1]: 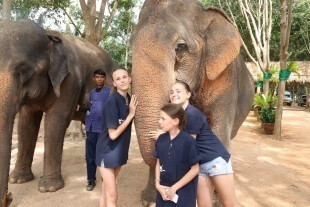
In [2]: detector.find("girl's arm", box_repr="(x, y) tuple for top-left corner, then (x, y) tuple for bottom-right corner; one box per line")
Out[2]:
(165, 163), (199, 199)
(155, 159), (169, 201)
(108, 95), (138, 140)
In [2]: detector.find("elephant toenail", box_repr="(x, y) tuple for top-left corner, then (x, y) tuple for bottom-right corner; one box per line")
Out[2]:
(9, 178), (16, 184)
(39, 187), (47, 193)
(48, 187), (57, 192)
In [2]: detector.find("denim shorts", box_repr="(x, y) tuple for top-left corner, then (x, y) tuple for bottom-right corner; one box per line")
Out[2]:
(199, 157), (234, 177)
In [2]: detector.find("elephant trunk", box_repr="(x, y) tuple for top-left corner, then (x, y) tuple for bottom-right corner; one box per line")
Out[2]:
(0, 71), (17, 207)
(132, 47), (175, 166)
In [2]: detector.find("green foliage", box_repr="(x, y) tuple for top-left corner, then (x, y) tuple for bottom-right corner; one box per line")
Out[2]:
(101, 0), (138, 70)
(200, 0), (310, 61)
(287, 61), (303, 78)
(253, 92), (278, 109)
(259, 106), (276, 123)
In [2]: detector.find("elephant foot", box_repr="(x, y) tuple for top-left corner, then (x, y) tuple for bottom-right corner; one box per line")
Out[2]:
(38, 176), (64, 193)
(141, 185), (156, 207)
(1, 191), (13, 207)
(9, 169), (34, 184)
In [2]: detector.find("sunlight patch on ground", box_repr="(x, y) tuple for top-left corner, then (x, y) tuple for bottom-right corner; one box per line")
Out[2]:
(257, 156), (278, 165)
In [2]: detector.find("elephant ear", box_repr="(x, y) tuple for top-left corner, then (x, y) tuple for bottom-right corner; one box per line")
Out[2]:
(203, 8), (242, 80)
(47, 34), (68, 97)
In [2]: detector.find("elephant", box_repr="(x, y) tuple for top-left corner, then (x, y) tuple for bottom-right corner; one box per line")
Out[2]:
(130, 0), (254, 204)
(0, 20), (115, 206)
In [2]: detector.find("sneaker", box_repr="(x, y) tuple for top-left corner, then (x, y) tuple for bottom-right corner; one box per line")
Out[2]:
(86, 180), (96, 191)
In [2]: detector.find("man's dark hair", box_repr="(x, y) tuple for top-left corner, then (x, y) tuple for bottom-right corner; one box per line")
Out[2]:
(161, 103), (186, 130)
(93, 69), (106, 76)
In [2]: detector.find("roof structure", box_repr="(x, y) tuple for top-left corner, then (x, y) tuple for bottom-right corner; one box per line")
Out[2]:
(246, 61), (310, 83)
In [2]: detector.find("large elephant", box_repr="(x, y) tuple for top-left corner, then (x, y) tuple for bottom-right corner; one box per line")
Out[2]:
(130, 0), (254, 203)
(0, 20), (115, 206)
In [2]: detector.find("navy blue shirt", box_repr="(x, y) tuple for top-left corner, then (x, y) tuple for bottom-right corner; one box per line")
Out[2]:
(153, 131), (200, 207)
(96, 92), (132, 168)
(85, 86), (110, 133)
(185, 104), (230, 163)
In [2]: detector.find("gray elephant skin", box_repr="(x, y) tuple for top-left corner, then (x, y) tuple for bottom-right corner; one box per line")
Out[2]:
(130, 0), (254, 203)
(0, 20), (115, 206)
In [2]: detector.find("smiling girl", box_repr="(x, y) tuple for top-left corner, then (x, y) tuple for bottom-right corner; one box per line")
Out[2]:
(150, 81), (239, 207)
(96, 68), (138, 207)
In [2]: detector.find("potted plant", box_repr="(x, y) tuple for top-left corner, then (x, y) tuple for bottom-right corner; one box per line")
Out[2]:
(253, 92), (277, 121)
(259, 104), (276, 134)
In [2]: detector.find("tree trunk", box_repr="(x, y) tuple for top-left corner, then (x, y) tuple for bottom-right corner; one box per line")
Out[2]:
(79, 0), (119, 46)
(263, 80), (269, 96)
(2, 0), (12, 20)
(274, 0), (293, 140)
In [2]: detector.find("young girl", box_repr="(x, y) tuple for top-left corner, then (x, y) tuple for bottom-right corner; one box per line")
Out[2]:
(153, 103), (200, 207)
(150, 81), (239, 207)
(96, 68), (138, 207)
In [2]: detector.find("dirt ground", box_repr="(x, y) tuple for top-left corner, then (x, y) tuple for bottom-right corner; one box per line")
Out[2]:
(8, 107), (310, 207)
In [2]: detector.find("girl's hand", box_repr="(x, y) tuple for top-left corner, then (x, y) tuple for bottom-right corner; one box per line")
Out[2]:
(148, 129), (165, 140)
(128, 95), (138, 118)
(156, 184), (169, 201)
(165, 185), (177, 200)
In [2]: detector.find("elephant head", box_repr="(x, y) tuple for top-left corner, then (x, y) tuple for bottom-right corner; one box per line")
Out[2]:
(131, 0), (254, 167)
(0, 20), (69, 205)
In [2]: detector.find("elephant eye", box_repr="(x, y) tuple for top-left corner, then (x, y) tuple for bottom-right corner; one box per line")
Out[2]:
(175, 42), (188, 53)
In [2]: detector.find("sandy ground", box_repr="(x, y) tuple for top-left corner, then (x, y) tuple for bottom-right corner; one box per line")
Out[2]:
(8, 107), (310, 207)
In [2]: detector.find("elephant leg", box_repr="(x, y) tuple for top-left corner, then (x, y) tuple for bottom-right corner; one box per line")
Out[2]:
(38, 105), (76, 193)
(9, 107), (43, 184)
(141, 165), (157, 207)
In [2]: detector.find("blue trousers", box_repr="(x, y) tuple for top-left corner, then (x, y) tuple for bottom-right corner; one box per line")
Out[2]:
(86, 130), (100, 181)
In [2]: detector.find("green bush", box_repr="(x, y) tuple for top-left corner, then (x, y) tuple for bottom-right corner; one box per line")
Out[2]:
(259, 107), (276, 123)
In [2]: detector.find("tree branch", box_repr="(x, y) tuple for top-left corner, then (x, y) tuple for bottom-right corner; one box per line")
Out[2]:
(101, 0), (119, 40)
(61, 7), (83, 36)
(95, 0), (107, 35)
(284, 0), (293, 52)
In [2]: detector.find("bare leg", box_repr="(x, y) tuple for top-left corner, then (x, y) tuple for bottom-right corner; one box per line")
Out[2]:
(99, 166), (121, 207)
(197, 175), (215, 207)
(10, 107), (43, 184)
(211, 174), (239, 207)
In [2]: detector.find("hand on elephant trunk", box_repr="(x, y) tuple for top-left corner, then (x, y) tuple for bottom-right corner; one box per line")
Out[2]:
(148, 129), (165, 140)
(128, 94), (138, 119)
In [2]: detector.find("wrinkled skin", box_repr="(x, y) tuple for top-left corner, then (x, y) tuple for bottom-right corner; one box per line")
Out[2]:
(0, 20), (115, 206)
(131, 0), (254, 204)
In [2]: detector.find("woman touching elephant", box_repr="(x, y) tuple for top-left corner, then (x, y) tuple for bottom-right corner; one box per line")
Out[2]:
(130, 0), (254, 204)
(150, 81), (239, 207)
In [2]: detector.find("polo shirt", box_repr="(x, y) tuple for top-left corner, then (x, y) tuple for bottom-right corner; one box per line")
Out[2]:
(185, 104), (230, 163)
(95, 92), (132, 168)
(153, 131), (200, 207)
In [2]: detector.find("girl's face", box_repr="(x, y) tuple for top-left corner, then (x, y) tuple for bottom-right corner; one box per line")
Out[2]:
(112, 69), (131, 92)
(169, 83), (191, 106)
(159, 111), (179, 132)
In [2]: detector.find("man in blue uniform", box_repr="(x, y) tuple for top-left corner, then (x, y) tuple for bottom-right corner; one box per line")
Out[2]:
(79, 69), (110, 191)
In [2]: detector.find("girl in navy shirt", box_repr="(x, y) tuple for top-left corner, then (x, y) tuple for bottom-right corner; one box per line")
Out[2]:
(96, 68), (138, 207)
(153, 103), (200, 207)
(150, 81), (239, 207)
